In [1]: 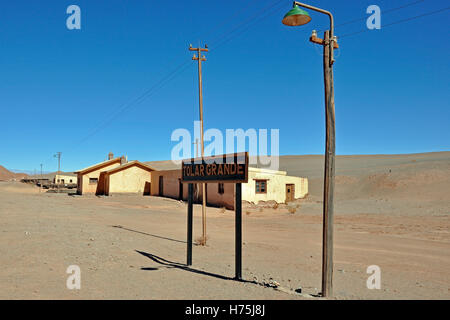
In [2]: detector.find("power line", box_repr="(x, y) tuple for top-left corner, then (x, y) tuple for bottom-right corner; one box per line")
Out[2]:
(209, 0), (430, 51)
(75, 2), (279, 144)
(200, 0), (261, 43)
(26, 1), (448, 171)
(332, 0), (426, 29)
(72, 1), (447, 146)
(211, 1), (286, 51)
(339, 6), (450, 39)
(209, 0), (285, 48)
(77, 59), (192, 145)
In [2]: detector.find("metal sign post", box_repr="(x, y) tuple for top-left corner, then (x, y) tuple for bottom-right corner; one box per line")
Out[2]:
(182, 152), (248, 280)
(235, 182), (242, 280)
(187, 183), (193, 266)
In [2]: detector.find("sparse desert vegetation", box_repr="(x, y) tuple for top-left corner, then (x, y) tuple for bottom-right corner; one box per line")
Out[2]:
(194, 235), (210, 246)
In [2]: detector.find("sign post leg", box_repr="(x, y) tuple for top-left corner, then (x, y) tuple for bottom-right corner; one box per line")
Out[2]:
(187, 183), (193, 266)
(235, 183), (242, 280)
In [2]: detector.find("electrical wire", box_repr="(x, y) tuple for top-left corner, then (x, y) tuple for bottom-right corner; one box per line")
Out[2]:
(68, 1), (449, 149)
(74, 1), (284, 145)
(333, 0), (426, 29)
(199, 0), (261, 43)
(211, 1), (286, 51)
(76, 59), (192, 145)
(208, 0), (285, 48)
(75, 2), (281, 144)
(339, 6), (450, 39)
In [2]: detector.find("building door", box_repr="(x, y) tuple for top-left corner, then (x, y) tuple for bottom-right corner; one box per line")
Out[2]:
(179, 179), (183, 200)
(159, 176), (164, 196)
(143, 182), (151, 196)
(285, 184), (295, 203)
(77, 176), (82, 195)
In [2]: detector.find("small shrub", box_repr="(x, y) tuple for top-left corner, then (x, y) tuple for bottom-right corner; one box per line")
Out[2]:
(220, 207), (226, 213)
(245, 210), (251, 215)
(195, 235), (210, 246)
(273, 203), (279, 209)
(288, 206), (297, 214)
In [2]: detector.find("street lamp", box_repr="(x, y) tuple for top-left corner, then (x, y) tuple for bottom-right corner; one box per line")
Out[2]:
(282, 1), (338, 298)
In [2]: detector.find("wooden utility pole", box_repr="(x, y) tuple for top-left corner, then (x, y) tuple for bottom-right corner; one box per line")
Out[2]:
(54, 152), (62, 193)
(311, 30), (337, 297)
(283, 0), (338, 298)
(192, 138), (200, 202)
(40, 163), (43, 193)
(193, 138), (199, 158)
(189, 44), (208, 245)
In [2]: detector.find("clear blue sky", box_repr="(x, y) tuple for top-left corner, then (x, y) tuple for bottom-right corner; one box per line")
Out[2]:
(1, 0), (449, 172)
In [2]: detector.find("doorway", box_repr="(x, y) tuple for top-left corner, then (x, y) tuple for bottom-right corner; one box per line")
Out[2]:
(285, 184), (295, 203)
(179, 179), (183, 200)
(159, 176), (164, 196)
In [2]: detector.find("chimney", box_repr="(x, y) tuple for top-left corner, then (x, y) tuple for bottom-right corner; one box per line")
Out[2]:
(120, 156), (127, 165)
(108, 152), (114, 160)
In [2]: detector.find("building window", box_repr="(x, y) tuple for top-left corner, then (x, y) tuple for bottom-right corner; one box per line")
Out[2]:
(255, 180), (267, 194)
(89, 178), (98, 184)
(70, 179), (73, 183)
(218, 183), (224, 194)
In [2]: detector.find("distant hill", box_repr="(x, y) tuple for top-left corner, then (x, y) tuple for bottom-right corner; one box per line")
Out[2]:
(0, 166), (29, 181)
(275, 151), (450, 201)
(146, 151), (450, 202)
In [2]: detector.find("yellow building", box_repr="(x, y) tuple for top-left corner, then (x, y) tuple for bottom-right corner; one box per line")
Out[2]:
(54, 173), (77, 185)
(243, 167), (308, 204)
(76, 154), (155, 196)
(75, 157), (123, 195)
(100, 161), (155, 196)
(148, 166), (308, 209)
(150, 169), (186, 200)
(76, 155), (307, 204)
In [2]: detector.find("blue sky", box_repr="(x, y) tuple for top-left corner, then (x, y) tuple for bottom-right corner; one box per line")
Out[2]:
(1, 0), (449, 172)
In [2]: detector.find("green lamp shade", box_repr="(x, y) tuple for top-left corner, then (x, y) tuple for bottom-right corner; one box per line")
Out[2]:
(282, 5), (311, 26)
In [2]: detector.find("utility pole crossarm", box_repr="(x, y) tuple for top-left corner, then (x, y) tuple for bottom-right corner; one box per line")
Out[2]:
(189, 47), (209, 52)
(310, 34), (339, 49)
(190, 45), (208, 61)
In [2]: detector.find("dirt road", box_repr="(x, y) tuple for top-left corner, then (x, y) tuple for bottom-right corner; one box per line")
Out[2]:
(0, 181), (448, 299)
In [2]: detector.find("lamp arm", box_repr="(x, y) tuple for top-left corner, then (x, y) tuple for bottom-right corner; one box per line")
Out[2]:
(293, 1), (334, 37)
(293, 1), (335, 64)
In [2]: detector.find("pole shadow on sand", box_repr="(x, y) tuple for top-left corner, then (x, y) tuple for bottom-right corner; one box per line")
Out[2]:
(135, 250), (308, 298)
(135, 250), (251, 283)
(112, 225), (187, 245)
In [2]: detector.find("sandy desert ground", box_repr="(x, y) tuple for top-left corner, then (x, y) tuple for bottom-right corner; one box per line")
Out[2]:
(0, 152), (449, 299)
